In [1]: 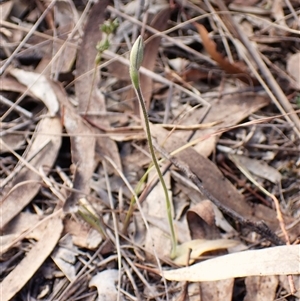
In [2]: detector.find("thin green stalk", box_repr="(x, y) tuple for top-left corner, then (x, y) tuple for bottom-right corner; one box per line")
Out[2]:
(78, 202), (106, 239)
(122, 166), (150, 234)
(136, 86), (177, 258)
(130, 36), (177, 258)
(123, 158), (168, 234)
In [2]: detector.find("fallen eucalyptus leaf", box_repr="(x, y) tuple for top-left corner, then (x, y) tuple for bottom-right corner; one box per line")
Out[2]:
(163, 245), (300, 282)
(174, 239), (239, 266)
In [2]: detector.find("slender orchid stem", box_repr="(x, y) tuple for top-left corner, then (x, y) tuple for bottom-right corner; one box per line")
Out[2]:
(129, 36), (177, 258)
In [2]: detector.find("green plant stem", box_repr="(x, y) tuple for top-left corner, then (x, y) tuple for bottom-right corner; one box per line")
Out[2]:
(78, 205), (106, 239)
(134, 86), (177, 258)
(122, 166), (149, 234)
(123, 158), (168, 235)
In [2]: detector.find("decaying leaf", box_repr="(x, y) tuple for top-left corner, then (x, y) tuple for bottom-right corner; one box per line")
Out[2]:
(9, 68), (59, 116)
(150, 92), (270, 158)
(143, 170), (173, 260)
(0, 116), (62, 229)
(0, 214), (63, 301)
(73, 0), (121, 175)
(75, 0), (109, 115)
(89, 269), (124, 301)
(194, 23), (258, 85)
(138, 7), (171, 110)
(244, 275), (279, 301)
(51, 235), (77, 282)
(174, 238), (239, 265)
(2, 0), (299, 299)
(185, 202), (237, 301)
(64, 218), (103, 250)
(1, 212), (41, 253)
(0, 1), (13, 21)
(287, 52), (300, 87)
(150, 124), (300, 241)
(62, 105), (96, 212)
(230, 154), (282, 184)
(198, 279), (234, 301)
(187, 200), (222, 240)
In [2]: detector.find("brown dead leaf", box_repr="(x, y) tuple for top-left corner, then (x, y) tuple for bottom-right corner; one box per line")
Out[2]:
(0, 133), (25, 154)
(75, 0), (109, 115)
(145, 214), (190, 244)
(2, 212), (40, 237)
(63, 114), (96, 212)
(186, 202), (236, 299)
(271, 0), (287, 29)
(18, 21), (76, 76)
(54, 83), (96, 212)
(187, 200), (221, 240)
(0, 1), (13, 21)
(150, 124), (299, 240)
(0, 76), (35, 97)
(9, 68), (59, 116)
(74, 0), (121, 175)
(182, 67), (218, 82)
(53, 81), (121, 212)
(199, 279), (234, 301)
(64, 219), (103, 249)
(152, 92), (270, 158)
(190, 93), (270, 156)
(194, 23), (258, 85)
(244, 276), (279, 301)
(1, 212), (41, 254)
(51, 235), (78, 282)
(139, 8), (171, 110)
(143, 169), (173, 259)
(287, 52), (300, 86)
(49, 23), (77, 75)
(89, 270), (124, 301)
(0, 213), (63, 301)
(229, 154), (282, 184)
(106, 61), (131, 81)
(0, 116), (62, 229)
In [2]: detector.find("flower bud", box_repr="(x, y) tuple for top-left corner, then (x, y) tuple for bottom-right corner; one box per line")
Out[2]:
(129, 36), (144, 88)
